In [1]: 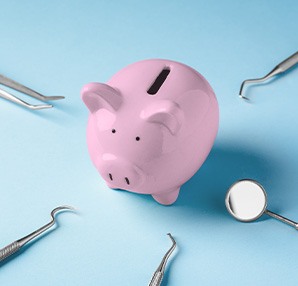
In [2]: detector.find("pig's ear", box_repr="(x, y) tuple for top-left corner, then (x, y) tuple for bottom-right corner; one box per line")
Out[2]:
(141, 100), (183, 135)
(81, 82), (122, 113)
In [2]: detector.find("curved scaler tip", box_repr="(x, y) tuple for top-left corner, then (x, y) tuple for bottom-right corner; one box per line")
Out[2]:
(156, 233), (177, 273)
(239, 94), (250, 101)
(51, 205), (77, 217)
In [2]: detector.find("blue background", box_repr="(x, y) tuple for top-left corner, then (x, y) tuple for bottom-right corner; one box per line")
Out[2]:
(0, 1), (298, 285)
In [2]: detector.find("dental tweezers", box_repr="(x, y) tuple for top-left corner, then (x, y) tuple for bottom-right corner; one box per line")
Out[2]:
(0, 74), (64, 110)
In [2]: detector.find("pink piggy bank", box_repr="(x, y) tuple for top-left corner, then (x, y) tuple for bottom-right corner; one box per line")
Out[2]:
(82, 59), (219, 205)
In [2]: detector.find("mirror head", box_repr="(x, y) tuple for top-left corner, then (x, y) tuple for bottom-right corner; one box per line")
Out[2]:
(225, 179), (267, 222)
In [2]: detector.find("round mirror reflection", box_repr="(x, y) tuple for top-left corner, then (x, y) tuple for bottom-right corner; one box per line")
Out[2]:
(225, 179), (267, 222)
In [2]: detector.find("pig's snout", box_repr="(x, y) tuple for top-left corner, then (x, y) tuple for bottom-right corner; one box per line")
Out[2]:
(99, 154), (144, 189)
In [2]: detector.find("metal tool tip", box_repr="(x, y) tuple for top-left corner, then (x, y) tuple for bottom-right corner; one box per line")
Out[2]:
(47, 96), (65, 101)
(239, 94), (249, 101)
(60, 205), (77, 211)
(30, 104), (53, 110)
(167, 233), (176, 245)
(51, 205), (77, 215)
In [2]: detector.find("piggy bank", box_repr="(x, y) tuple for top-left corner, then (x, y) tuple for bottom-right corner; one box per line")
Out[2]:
(81, 59), (219, 205)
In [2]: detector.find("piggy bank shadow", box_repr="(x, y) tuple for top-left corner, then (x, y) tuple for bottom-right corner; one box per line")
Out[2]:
(176, 144), (283, 220)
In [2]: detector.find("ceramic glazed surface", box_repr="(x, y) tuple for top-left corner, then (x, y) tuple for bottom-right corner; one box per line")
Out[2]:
(82, 59), (219, 204)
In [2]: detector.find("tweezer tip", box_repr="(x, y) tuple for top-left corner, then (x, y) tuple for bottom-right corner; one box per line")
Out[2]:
(41, 96), (65, 101)
(49, 96), (65, 100)
(30, 104), (53, 110)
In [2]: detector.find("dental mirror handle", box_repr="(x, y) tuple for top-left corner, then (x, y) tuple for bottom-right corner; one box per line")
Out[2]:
(265, 209), (298, 230)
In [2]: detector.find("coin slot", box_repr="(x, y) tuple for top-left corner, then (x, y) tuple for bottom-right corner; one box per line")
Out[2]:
(147, 67), (170, 95)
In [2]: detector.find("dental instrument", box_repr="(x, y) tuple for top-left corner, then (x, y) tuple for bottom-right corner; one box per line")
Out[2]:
(0, 206), (75, 263)
(148, 233), (176, 286)
(0, 73), (64, 110)
(226, 179), (298, 230)
(239, 51), (298, 100)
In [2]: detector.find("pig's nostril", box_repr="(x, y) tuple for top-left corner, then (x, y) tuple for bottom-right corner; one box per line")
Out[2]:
(109, 173), (113, 181)
(125, 177), (130, 185)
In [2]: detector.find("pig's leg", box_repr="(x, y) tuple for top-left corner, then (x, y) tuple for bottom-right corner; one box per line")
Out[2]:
(152, 188), (180, 205)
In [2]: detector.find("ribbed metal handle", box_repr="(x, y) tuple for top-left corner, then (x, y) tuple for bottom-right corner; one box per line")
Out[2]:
(0, 241), (21, 262)
(148, 271), (163, 286)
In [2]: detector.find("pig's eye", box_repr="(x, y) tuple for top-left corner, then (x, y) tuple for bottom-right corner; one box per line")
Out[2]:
(112, 129), (116, 133)
(136, 136), (140, 141)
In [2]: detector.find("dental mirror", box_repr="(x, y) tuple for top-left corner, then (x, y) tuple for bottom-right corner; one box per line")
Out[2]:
(226, 179), (298, 229)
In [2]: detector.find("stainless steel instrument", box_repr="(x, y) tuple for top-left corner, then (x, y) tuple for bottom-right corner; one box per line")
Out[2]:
(239, 51), (298, 100)
(148, 233), (176, 286)
(226, 179), (298, 229)
(0, 206), (75, 263)
(0, 74), (64, 110)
